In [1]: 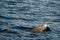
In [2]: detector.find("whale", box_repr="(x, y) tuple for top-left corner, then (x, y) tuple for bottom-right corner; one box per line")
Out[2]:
(30, 24), (51, 33)
(0, 24), (51, 33)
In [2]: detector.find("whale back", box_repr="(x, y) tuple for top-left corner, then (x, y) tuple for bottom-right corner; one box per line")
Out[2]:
(30, 24), (51, 33)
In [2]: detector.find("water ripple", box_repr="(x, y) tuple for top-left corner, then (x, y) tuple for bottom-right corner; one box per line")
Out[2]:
(0, 0), (60, 40)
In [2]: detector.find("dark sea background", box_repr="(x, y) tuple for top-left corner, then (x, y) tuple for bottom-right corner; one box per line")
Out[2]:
(0, 0), (60, 40)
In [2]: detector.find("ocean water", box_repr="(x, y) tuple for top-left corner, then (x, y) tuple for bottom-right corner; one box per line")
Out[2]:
(0, 0), (60, 40)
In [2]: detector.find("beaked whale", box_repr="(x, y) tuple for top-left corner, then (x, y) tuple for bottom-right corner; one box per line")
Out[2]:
(0, 24), (51, 33)
(30, 24), (51, 33)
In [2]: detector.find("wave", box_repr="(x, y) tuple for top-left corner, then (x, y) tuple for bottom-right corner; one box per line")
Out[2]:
(0, 15), (37, 22)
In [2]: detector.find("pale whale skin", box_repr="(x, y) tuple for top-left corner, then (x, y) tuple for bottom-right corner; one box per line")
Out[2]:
(30, 24), (51, 33)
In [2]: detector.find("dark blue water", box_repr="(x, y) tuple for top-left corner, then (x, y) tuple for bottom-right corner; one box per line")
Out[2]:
(0, 0), (60, 40)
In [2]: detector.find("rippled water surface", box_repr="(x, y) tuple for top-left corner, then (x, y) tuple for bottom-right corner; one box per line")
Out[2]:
(0, 0), (60, 40)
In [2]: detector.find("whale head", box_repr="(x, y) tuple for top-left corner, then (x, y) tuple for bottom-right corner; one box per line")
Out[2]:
(42, 24), (49, 28)
(30, 24), (51, 33)
(42, 24), (51, 32)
